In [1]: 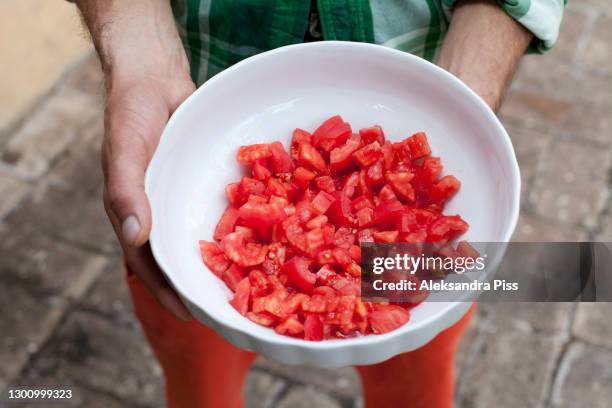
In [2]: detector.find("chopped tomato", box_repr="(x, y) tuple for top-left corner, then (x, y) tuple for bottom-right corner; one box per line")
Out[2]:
(359, 125), (385, 145)
(428, 215), (469, 242)
(385, 171), (415, 202)
(405, 132), (431, 159)
(214, 205), (240, 241)
(282, 256), (316, 294)
(297, 143), (327, 173)
(353, 142), (382, 168)
(230, 277), (251, 315)
(199, 240), (230, 277)
(293, 166), (316, 189)
(304, 314), (324, 341)
(312, 115), (352, 151)
(200, 118), (469, 340)
(236, 144), (272, 165)
(330, 136), (361, 175)
(369, 305), (410, 334)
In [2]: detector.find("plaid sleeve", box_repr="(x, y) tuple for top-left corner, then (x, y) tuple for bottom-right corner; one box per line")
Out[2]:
(441, 0), (566, 53)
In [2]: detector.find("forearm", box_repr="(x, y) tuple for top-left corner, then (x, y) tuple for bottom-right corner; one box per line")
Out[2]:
(437, 0), (533, 111)
(73, 0), (190, 91)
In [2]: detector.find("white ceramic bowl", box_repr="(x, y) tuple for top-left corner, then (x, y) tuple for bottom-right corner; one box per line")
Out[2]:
(145, 41), (520, 368)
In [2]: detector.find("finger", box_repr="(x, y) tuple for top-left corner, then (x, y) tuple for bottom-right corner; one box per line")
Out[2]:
(103, 89), (169, 247)
(125, 244), (193, 321)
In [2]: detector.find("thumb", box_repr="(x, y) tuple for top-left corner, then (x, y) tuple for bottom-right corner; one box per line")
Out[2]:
(102, 88), (170, 247)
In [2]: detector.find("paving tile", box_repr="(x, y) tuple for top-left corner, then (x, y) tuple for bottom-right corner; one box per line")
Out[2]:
(512, 212), (588, 242)
(551, 342), (612, 408)
(549, 8), (590, 62)
(572, 303), (612, 349)
(46, 112), (104, 193)
(0, 85), (101, 179)
(501, 120), (554, 209)
(530, 138), (609, 228)
(458, 327), (563, 408)
(253, 357), (361, 399)
(479, 303), (574, 334)
(6, 181), (118, 255)
(276, 386), (342, 408)
(79, 257), (139, 328)
(582, 15), (612, 75)
(0, 282), (64, 390)
(19, 310), (164, 407)
(244, 370), (286, 408)
(0, 171), (29, 220)
(513, 56), (611, 111)
(0, 223), (109, 300)
(500, 90), (572, 130)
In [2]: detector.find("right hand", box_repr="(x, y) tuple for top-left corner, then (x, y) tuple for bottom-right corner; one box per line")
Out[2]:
(102, 73), (196, 321)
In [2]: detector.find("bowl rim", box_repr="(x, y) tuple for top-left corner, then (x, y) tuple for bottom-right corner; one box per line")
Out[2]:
(145, 40), (521, 349)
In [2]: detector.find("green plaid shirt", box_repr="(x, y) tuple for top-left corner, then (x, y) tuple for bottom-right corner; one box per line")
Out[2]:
(171, 0), (566, 85)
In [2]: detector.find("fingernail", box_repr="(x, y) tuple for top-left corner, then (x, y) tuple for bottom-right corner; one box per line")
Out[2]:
(122, 215), (141, 246)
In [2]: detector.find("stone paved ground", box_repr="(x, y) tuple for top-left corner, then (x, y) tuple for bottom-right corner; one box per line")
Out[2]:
(1, 1), (612, 407)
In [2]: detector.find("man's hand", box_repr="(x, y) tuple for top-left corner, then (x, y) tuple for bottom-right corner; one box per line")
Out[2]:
(438, 0), (533, 112)
(76, 0), (194, 320)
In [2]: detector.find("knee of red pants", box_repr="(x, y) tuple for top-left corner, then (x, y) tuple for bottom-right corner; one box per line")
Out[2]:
(356, 304), (476, 408)
(125, 265), (257, 408)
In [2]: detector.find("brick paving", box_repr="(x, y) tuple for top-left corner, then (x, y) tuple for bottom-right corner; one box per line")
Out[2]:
(1, 2), (611, 407)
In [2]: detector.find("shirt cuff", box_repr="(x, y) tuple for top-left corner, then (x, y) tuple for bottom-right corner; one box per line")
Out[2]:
(441, 0), (566, 53)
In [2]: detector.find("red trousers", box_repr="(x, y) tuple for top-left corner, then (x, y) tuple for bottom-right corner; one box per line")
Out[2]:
(127, 271), (474, 408)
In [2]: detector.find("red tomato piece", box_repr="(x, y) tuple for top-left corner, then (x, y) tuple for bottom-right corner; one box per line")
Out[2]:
(356, 207), (374, 227)
(238, 177), (266, 198)
(457, 240), (480, 258)
(225, 182), (243, 206)
(381, 141), (394, 169)
(276, 315), (305, 336)
(311, 191), (336, 215)
(306, 215), (328, 230)
(198, 240), (230, 277)
(238, 199), (287, 228)
(297, 143), (327, 173)
(385, 171), (415, 202)
(405, 132), (431, 159)
(293, 166), (316, 189)
(291, 129), (312, 160)
(222, 263), (246, 292)
(359, 125), (385, 144)
(252, 160), (272, 180)
(332, 247), (352, 268)
(246, 312), (277, 327)
(428, 215), (469, 241)
(349, 245), (361, 263)
(372, 230), (399, 243)
(333, 226), (356, 248)
(314, 176), (336, 193)
(366, 161), (384, 186)
(330, 136), (361, 175)
(316, 264), (336, 285)
(378, 184), (398, 202)
(214, 205), (240, 242)
(372, 200), (404, 226)
(326, 192), (356, 227)
(230, 277), (251, 315)
(353, 142), (382, 168)
(269, 141), (294, 173)
(312, 115), (352, 151)
(282, 256), (316, 294)
(430, 175), (461, 204)
(342, 172), (360, 198)
(369, 305), (410, 334)
(236, 144), (272, 165)
(419, 156), (442, 185)
(304, 314), (324, 341)
(221, 231), (268, 267)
